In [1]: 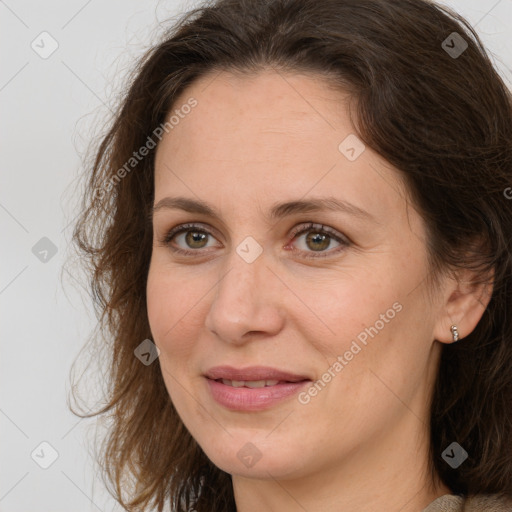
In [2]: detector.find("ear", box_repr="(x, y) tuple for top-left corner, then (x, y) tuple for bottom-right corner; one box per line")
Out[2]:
(433, 266), (494, 345)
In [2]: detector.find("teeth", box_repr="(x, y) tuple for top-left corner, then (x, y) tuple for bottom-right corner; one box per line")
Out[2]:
(243, 380), (266, 388)
(220, 379), (280, 387)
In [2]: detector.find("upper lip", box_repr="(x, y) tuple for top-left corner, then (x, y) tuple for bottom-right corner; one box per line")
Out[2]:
(204, 365), (311, 382)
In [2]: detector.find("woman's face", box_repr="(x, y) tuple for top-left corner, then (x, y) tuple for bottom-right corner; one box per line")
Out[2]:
(147, 69), (447, 480)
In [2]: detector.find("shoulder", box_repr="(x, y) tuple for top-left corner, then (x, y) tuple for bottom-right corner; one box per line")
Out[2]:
(465, 494), (512, 511)
(423, 493), (512, 512)
(423, 494), (463, 511)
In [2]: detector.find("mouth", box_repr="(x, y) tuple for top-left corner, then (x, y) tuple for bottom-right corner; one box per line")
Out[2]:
(203, 366), (312, 411)
(204, 365), (311, 383)
(214, 378), (297, 388)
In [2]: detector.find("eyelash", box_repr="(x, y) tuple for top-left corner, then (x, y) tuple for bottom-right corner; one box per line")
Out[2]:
(159, 222), (350, 259)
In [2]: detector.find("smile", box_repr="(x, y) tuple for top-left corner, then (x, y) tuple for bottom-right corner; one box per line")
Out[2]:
(205, 376), (310, 411)
(218, 379), (281, 388)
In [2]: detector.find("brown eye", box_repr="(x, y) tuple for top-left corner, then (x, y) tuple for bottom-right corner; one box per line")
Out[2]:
(160, 222), (350, 259)
(161, 223), (220, 255)
(288, 223), (350, 259)
(304, 231), (331, 252)
(183, 230), (209, 249)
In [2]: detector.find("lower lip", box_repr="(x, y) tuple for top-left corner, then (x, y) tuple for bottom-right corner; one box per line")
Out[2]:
(205, 378), (310, 411)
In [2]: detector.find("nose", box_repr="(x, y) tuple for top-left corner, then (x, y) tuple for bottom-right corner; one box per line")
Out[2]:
(204, 247), (285, 345)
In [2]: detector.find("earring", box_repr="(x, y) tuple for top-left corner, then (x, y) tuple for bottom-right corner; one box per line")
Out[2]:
(450, 324), (459, 342)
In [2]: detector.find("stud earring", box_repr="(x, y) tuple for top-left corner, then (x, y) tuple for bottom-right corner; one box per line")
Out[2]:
(450, 324), (459, 342)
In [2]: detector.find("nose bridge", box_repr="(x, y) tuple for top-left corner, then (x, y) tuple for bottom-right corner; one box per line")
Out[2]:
(205, 242), (282, 342)
(214, 244), (266, 315)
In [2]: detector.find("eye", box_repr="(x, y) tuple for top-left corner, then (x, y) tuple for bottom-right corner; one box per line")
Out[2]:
(158, 221), (350, 258)
(286, 222), (350, 259)
(158, 223), (220, 255)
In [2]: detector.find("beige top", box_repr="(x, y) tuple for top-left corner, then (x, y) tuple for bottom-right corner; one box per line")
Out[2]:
(423, 494), (512, 511)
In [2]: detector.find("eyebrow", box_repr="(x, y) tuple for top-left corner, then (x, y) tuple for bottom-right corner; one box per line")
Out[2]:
(151, 196), (378, 224)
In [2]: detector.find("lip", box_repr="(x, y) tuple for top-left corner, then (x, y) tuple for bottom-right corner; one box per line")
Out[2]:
(204, 365), (311, 411)
(204, 365), (310, 382)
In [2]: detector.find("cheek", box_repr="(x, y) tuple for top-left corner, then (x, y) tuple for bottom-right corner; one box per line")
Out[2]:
(146, 267), (193, 363)
(320, 285), (432, 423)
(146, 270), (170, 341)
(311, 265), (422, 388)
(316, 270), (400, 340)
(146, 269), (199, 415)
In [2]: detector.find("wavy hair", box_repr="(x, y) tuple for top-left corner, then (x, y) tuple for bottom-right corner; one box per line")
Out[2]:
(69, 0), (512, 510)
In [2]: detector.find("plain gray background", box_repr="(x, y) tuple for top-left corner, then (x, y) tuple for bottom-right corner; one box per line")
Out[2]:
(1, 0), (511, 510)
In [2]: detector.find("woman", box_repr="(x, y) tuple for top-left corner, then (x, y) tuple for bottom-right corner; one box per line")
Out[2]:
(70, 0), (512, 510)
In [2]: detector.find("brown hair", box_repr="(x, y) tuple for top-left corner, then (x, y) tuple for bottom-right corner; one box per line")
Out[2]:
(69, 0), (512, 510)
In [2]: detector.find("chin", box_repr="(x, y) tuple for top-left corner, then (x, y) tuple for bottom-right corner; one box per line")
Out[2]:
(198, 434), (311, 480)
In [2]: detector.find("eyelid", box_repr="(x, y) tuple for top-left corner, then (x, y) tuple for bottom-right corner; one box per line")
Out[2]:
(288, 222), (349, 244)
(161, 222), (219, 242)
(158, 221), (350, 258)
(158, 222), (222, 251)
(285, 222), (350, 259)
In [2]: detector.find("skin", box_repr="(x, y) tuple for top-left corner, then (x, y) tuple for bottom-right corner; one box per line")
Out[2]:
(146, 68), (491, 512)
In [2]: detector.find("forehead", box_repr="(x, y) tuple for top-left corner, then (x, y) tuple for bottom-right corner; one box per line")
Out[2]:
(160, 68), (348, 147)
(153, 69), (410, 225)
